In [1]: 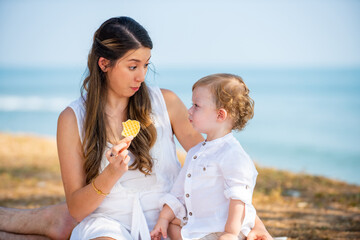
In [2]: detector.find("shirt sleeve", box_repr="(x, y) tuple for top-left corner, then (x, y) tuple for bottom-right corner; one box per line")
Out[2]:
(158, 193), (186, 221)
(220, 146), (258, 236)
(220, 148), (258, 205)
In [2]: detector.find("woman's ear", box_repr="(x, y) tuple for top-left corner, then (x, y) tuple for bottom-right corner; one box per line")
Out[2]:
(217, 108), (228, 121)
(98, 57), (110, 72)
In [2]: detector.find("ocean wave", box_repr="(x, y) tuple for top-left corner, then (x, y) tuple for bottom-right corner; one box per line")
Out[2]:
(0, 95), (73, 112)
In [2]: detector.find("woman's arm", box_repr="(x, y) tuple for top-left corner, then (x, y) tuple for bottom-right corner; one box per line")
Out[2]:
(57, 107), (131, 222)
(161, 89), (203, 151)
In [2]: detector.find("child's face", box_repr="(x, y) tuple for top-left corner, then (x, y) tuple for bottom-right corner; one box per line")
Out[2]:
(188, 86), (218, 135)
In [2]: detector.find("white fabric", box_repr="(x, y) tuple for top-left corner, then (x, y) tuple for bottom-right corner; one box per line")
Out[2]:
(161, 132), (258, 240)
(68, 85), (181, 240)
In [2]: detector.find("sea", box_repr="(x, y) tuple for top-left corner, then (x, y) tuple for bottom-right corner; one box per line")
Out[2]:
(1, 67), (359, 185)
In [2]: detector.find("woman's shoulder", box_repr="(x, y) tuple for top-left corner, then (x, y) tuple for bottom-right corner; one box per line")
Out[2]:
(58, 105), (78, 126)
(68, 97), (85, 111)
(57, 107), (78, 137)
(159, 88), (175, 96)
(159, 88), (183, 110)
(59, 97), (85, 142)
(148, 86), (183, 116)
(147, 85), (177, 103)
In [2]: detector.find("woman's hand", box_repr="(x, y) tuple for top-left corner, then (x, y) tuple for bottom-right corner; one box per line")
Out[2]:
(105, 136), (133, 176)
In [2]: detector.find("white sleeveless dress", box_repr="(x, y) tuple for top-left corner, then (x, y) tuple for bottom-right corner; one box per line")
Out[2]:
(69, 86), (182, 240)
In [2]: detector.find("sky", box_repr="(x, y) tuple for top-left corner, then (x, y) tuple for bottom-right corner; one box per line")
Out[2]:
(0, 0), (359, 69)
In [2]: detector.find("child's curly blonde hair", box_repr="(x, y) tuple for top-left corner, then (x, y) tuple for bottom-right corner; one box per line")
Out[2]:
(192, 73), (254, 131)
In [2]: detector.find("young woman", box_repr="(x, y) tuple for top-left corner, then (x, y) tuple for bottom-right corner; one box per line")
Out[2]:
(0, 17), (273, 240)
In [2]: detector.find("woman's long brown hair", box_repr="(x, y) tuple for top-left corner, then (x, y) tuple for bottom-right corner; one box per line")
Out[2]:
(81, 17), (157, 184)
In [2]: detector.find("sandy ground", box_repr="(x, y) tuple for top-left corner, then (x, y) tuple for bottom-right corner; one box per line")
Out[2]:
(0, 133), (359, 240)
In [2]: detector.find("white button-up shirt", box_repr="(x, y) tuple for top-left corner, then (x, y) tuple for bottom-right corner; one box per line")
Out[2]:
(160, 133), (258, 240)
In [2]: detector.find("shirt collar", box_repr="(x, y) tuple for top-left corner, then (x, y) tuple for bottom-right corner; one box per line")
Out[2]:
(204, 132), (233, 147)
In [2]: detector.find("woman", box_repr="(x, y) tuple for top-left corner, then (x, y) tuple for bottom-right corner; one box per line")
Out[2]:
(0, 16), (272, 240)
(59, 16), (203, 240)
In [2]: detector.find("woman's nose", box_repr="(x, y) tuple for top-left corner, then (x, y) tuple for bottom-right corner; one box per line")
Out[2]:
(135, 68), (147, 82)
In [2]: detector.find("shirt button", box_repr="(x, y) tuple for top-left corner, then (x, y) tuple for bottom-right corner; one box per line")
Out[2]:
(202, 142), (206, 146)
(203, 167), (206, 171)
(186, 193), (190, 198)
(246, 185), (249, 189)
(187, 173), (191, 178)
(189, 212), (193, 216)
(193, 155), (197, 159)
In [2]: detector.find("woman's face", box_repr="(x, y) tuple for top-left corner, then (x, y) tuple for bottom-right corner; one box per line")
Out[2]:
(105, 47), (151, 98)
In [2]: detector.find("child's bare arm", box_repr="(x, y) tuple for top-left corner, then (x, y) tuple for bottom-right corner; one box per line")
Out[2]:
(150, 204), (176, 239)
(170, 217), (182, 226)
(220, 199), (245, 240)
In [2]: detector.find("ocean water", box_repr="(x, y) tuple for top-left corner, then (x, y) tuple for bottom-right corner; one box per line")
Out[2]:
(1, 67), (359, 185)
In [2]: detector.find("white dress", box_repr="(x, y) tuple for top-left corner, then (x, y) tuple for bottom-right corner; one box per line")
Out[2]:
(69, 86), (181, 240)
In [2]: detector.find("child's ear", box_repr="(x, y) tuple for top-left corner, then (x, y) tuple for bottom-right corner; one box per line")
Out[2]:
(217, 108), (228, 121)
(98, 57), (110, 72)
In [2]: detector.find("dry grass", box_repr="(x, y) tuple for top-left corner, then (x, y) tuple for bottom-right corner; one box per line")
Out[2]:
(0, 133), (64, 208)
(0, 133), (359, 239)
(252, 168), (360, 240)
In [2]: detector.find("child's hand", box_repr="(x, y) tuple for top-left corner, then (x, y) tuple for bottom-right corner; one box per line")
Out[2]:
(150, 218), (169, 240)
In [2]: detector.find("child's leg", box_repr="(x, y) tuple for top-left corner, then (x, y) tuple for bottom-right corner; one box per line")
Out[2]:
(199, 232), (245, 240)
(199, 232), (222, 240)
(167, 223), (182, 240)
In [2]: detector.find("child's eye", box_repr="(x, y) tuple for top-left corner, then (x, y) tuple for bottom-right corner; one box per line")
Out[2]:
(193, 103), (199, 108)
(129, 66), (137, 70)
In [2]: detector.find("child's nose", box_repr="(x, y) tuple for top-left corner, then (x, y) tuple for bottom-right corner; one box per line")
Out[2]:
(188, 106), (193, 115)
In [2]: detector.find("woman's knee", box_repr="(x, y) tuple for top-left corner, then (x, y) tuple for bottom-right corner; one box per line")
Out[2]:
(91, 237), (116, 240)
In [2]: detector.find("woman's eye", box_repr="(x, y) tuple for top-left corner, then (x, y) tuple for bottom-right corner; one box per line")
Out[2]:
(129, 66), (137, 70)
(145, 63), (150, 68)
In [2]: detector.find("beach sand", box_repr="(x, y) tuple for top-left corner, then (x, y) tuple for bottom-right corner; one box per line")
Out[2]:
(0, 133), (359, 239)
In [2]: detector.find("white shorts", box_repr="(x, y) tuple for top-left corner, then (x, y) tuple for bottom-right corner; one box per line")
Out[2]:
(70, 216), (133, 240)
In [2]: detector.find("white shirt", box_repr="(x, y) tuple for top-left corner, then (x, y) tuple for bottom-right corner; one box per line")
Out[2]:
(160, 132), (258, 240)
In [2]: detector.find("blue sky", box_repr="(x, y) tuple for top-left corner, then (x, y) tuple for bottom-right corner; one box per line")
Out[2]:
(0, 0), (359, 69)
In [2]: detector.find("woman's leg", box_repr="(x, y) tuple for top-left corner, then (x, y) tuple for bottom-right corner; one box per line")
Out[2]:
(0, 231), (50, 240)
(92, 238), (116, 240)
(0, 202), (77, 240)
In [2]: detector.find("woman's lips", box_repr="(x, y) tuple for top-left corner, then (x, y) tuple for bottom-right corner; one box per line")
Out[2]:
(131, 87), (139, 92)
